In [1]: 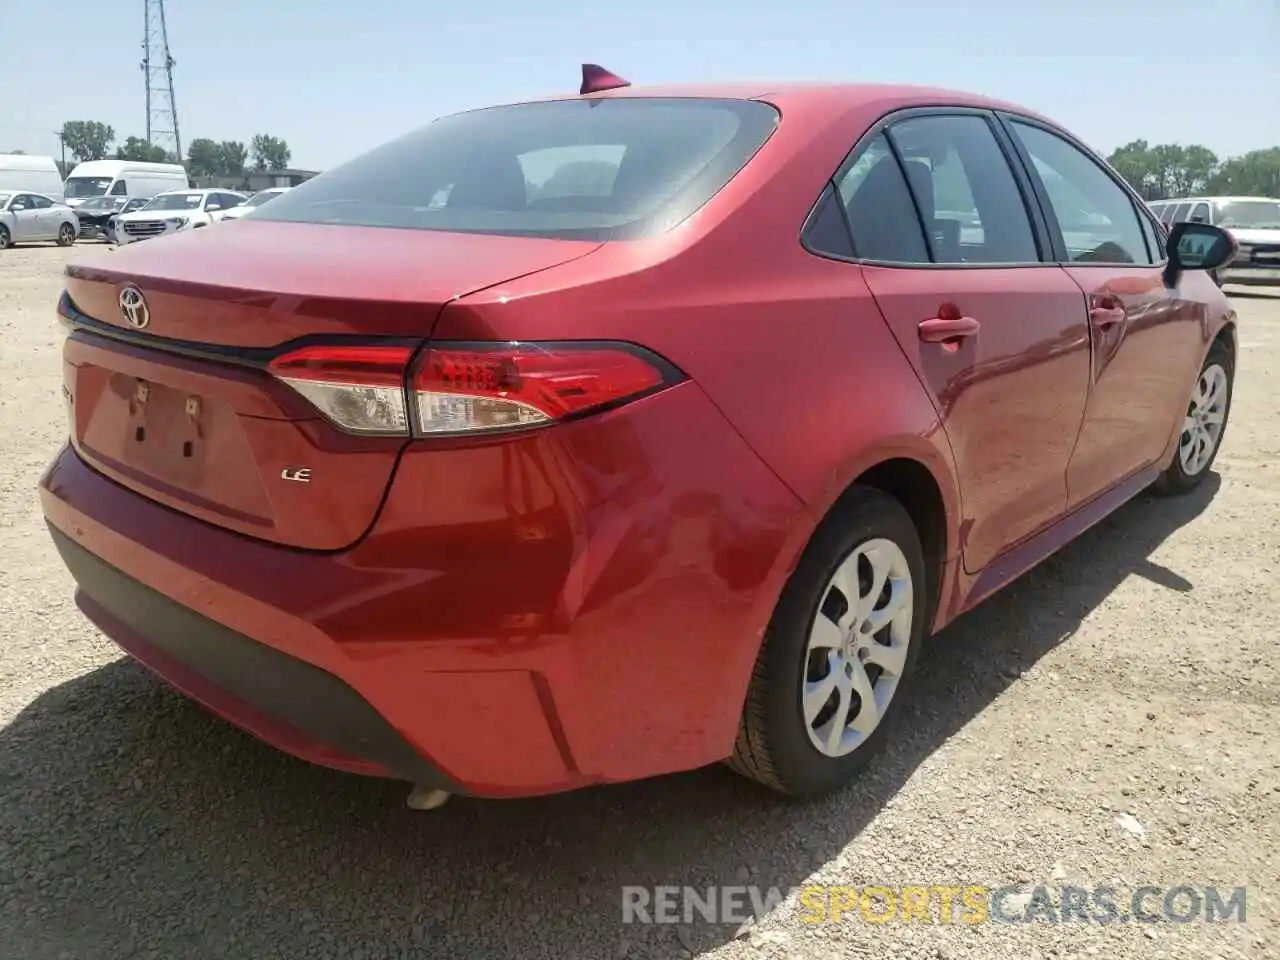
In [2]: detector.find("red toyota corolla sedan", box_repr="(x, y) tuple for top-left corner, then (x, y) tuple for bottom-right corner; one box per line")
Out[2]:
(40, 72), (1238, 803)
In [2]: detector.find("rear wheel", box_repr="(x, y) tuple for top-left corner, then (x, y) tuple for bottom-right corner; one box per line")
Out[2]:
(56, 222), (76, 247)
(1155, 340), (1233, 495)
(730, 487), (927, 797)
(0, 225), (10, 250)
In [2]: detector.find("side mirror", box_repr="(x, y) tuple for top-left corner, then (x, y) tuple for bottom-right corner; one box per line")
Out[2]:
(1163, 222), (1236, 287)
(206, 203), (222, 212)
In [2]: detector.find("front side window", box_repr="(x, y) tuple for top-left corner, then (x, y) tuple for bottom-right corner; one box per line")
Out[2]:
(888, 114), (1039, 264)
(251, 98), (779, 241)
(1188, 202), (1211, 223)
(1009, 121), (1151, 265)
(31, 195), (53, 209)
(109, 179), (128, 196)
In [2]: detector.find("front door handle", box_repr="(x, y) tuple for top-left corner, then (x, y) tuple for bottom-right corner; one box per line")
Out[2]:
(918, 315), (980, 343)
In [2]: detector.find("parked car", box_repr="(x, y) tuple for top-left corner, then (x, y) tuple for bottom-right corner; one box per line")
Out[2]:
(101, 197), (152, 244)
(1148, 196), (1280, 287)
(0, 154), (65, 199)
(40, 75), (1238, 803)
(73, 196), (148, 241)
(112, 189), (247, 245)
(0, 191), (78, 249)
(219, 186), (291, 220)
(63, 159), (190, 209)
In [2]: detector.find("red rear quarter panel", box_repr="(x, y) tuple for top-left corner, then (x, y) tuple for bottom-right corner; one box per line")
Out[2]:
(432, 87), (964, 567)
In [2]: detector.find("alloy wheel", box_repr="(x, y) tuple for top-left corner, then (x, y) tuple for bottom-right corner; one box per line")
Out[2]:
(801, 537), (914, 758)
(1179, 363), (1228, 476)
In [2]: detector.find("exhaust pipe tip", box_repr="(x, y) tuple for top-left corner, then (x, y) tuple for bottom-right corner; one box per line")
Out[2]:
(406, 786), (451, 811)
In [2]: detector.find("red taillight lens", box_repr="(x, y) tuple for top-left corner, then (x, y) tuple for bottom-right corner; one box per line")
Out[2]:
(411, 343), (669, 435)
(268, 341), (677, 438)
(268, 344), (414, 436)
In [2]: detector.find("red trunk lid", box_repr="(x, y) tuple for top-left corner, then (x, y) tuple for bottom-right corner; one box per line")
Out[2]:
(61, 222), (600, 551)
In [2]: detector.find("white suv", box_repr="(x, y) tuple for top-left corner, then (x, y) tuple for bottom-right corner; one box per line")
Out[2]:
(113, 189), (247, 245)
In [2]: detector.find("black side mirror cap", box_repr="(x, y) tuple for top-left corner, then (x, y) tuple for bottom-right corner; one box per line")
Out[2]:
(1163, 222), (1237, 287)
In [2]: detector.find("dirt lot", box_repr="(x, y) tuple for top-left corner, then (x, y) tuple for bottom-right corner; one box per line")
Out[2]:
(1, 243), (1278, 960)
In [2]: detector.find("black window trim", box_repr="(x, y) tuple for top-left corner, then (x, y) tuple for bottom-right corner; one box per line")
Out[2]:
(992, 111), (1168, 268)
(800, 104), (1057, 271)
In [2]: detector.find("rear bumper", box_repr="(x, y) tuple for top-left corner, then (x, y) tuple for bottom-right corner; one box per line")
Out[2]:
(40, 382), (808, 796)
(50, 524), (453, 787)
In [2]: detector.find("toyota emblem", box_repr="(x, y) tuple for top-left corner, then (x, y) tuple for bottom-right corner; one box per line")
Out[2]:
(119, 285), (149, 329)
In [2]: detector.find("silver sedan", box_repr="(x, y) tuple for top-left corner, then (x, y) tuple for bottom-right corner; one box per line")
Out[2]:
(0, 191), (79, 249)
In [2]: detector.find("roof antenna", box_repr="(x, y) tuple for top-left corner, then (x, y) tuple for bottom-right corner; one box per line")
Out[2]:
(580, 63), (631, 95)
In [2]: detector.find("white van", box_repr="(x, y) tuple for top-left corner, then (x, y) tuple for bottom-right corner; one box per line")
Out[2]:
(0, 155), (65, 199)
(62, 159), (189, 208)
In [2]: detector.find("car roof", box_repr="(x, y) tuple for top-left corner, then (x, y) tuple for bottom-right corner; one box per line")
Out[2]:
(0, 190), (58, 200)
(468, 80), (1055, 124)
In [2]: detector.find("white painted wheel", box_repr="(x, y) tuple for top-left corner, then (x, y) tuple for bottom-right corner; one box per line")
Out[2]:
(1179, 362), (1228, 477)
(801, 537), (914, 758)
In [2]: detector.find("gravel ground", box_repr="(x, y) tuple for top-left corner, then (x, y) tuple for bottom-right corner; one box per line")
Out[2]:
(1, 243), (1278, 960)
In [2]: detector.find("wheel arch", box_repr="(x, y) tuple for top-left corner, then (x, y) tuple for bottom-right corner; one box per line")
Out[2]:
(1212, 318), (1236, 365)
(772, 441), (961, 640)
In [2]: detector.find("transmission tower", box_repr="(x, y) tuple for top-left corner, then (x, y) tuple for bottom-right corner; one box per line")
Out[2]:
(141, 0), (182, 161)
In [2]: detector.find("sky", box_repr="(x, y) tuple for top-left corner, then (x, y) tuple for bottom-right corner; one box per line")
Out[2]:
(2, 0), (1277, 172)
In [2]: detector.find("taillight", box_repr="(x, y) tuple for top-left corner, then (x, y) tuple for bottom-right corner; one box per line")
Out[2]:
(267, 341), (679, 438)
(268, 344), (415, 436)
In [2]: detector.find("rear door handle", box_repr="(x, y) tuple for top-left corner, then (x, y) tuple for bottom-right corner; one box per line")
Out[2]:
(1090, 307), (1125, 327)
(1089, 295), (1126, 327)
(918, 316), (980, 343)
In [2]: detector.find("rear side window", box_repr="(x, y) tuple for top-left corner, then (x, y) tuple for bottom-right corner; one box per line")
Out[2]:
(887, 114), (1039, 264)
(252, 98), (779, 241)
(833, 134), (930, 263)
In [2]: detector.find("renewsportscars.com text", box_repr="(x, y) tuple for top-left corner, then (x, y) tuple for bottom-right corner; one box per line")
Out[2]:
(621, 884), (1247, 925)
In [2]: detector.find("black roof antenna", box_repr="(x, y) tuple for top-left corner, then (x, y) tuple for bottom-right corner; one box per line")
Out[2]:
(580, 63), (631, 95)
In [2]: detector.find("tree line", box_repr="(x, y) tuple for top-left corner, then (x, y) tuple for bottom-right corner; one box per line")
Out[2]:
(56, 121), (293, 174)
(1103, 141), (1278, 201)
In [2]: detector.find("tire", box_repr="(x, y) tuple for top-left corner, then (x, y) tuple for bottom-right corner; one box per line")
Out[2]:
(0, 225), (9, 250)
(1154, 340), (1233, 495)
(56, 222), (76, 247)
(730, 486), (928, 798)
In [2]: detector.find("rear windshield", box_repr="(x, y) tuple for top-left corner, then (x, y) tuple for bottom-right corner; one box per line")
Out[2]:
(251, 98), (780, 241)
